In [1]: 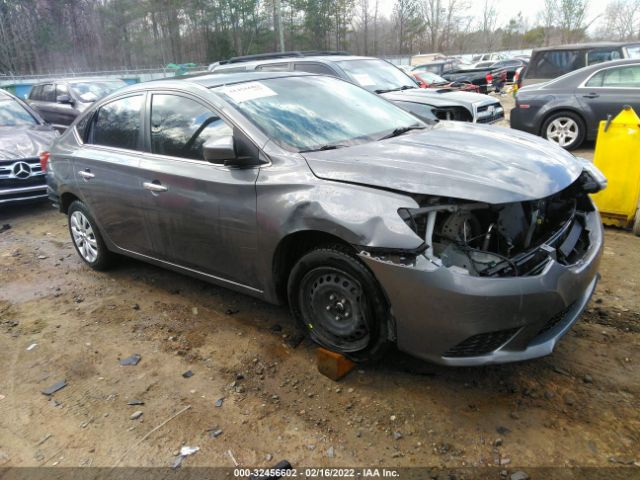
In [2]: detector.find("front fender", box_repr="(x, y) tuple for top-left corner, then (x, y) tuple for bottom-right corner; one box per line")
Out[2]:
(255, 152), (424, 302)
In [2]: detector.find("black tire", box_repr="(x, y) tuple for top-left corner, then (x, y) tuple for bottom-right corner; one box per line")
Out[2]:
(541, 111), (586, 150)
(68, 200), (113, 270)
(287, 245), (391, 362)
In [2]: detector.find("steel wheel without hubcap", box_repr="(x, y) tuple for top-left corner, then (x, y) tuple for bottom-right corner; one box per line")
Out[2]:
(70, 210), (98, 263)
(300, 267), (371, 352)
(546, 117), (579, 148)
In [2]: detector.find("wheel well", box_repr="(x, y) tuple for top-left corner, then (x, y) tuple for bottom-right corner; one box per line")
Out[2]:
(272, 230), (355, 304)
(539, 109), (585, 137)
(60, 192), (80, 214)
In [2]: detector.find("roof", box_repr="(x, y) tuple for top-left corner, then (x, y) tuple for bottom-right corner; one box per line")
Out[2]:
(213, 54), (382, 71)
(532, 41), (640, 52)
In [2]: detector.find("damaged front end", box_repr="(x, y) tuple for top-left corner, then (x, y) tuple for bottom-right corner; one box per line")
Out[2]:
(396, 168), (604, 277)
(358, 164), (605, 365)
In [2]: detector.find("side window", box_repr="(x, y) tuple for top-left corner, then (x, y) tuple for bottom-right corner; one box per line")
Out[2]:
(42, 84), (55, 102)
(529, 50), (585, 79)
(56, 84), (69, 97)
(587, 49), (622, 65)
(150, 94), (232, 160)
(293, 63), (336, 76)
(90, 95), (143, 150)
(256, 62), (289, 72)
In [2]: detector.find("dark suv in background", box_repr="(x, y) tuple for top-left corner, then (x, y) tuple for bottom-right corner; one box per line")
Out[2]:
(27, 78), (127, 130)
(523, 42), (640, 86)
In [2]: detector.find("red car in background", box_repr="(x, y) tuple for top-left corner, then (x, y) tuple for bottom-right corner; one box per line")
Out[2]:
(411, 71), (480, 93)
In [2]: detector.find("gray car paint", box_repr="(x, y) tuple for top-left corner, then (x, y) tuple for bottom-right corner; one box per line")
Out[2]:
(47, 72), (603, 365)
(0, 91), (58, 204)
(511, 58), (640, 141)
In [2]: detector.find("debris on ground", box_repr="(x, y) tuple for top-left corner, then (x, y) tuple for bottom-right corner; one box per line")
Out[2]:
(208, 428), (223, 438)
(119, 354), (141, 366)
(215, 397), (224, 408)
(286, 332), (305, 349)
(41, 380), (67, 396)
(130, 411), (143, 420)
(180, 446), (199, 456)
(26, 343), (38, 351)
(0, 223), (11, 233)
(127, 400), (144, 406)
(182, 370), (193, 378)
(225, 309), (239, 315)
(511, 471), (529, 480)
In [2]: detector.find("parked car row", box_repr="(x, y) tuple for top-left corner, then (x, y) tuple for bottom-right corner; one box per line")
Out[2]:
(208, 52), (505, 124)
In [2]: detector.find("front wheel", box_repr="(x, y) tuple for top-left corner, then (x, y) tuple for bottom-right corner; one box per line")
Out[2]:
(68, 200), (113, 270)
(541, 111), (585, 150)
(287, 246), (390, 362)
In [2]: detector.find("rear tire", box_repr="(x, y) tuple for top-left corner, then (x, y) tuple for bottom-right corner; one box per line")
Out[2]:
(68, 200), (113, 270)
(287, 246), (390, 362)
(541, 111), (585, 150)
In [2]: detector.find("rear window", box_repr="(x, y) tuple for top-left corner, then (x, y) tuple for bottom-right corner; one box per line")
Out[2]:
(528, 50), (586, 79)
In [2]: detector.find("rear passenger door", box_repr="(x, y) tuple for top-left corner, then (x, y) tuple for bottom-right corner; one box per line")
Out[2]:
(73, 93), (154, 255)
(138, 92), (260, 288)
(578, 65), (640, 138)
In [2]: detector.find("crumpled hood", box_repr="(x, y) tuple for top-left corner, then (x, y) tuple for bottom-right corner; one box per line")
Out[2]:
(302, 122), (583, 204)
(0, 126), (58, 160)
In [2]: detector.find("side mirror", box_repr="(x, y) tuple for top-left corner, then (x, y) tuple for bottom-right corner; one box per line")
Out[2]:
(203, 135), (237, 165)
(57, 94), (73, 105)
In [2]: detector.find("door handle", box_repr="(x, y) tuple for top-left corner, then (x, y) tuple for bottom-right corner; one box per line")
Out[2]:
(78, 169), (95, 180)
(143, 181), (168, 193)
(582, 93), (599, 99)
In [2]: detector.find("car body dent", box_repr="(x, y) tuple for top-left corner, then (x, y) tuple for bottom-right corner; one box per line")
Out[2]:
(302, 122), (583, 204)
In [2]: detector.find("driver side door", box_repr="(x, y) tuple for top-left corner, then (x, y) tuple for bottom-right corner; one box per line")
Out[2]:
(138, 91), (261, 289)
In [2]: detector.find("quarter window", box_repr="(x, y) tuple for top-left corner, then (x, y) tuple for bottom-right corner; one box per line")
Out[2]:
(90, 95), (143, 150)
(587, 48), (621, 65)
(150, 94), (232, 160)
(586, 66), (640, 88)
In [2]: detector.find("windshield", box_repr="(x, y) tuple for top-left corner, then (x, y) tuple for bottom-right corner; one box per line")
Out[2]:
(70, 80), (127, 102)
(214, 76), (425, 151)
(336, 59), (418, 93)
(0, 99), (38, 127)
(626, 44), (640, 58)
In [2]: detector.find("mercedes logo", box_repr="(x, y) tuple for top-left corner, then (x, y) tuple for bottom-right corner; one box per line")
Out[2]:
(12, 162), (31, 179)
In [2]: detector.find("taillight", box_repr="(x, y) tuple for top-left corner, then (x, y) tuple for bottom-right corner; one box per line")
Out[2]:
(39, 151), (50, 171)
(485, 73), (493, 84)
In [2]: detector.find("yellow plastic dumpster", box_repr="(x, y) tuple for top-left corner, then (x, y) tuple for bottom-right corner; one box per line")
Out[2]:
(591, 106), (640, 236)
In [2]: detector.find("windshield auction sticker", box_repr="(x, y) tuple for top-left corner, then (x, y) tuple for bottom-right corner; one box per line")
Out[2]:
(223, 82), (278, 103)
(352, 73), (375, 85)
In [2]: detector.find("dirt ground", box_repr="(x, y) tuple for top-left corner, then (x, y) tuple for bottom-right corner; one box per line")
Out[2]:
(1, 101), (639, 477)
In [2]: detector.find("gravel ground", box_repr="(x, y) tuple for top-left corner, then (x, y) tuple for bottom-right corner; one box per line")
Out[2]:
(1, 104), (639, 477)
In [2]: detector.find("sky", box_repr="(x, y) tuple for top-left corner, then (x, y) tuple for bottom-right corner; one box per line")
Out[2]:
(377, 0), (611, 31)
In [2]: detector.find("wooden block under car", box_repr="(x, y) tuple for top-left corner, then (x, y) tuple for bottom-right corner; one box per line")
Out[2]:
(316, 347), (355, 381)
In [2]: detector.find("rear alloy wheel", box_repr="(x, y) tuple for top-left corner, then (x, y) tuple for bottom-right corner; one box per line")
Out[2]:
(68, 200), (112, 270)
(287, 246), (390, 362)
(542, 112), (585, 150)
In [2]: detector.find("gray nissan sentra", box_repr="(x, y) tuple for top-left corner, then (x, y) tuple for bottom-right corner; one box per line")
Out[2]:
(46, 72), (606, 365)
